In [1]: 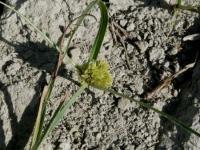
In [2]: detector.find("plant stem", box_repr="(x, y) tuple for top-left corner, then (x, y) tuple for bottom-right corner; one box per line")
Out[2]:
(177, 4), (200, 13)
(31, 84), (88, 150)
(88, 0), (108, 61)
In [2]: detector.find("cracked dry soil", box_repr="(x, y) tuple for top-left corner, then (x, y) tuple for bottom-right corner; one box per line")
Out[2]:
(0, 0), (200, 149)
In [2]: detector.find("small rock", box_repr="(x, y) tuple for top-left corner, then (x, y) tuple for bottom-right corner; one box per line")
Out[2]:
(126, 145), (135, 150)
(168, 48), (178, 56)
(117, 14), (124, 20)
(127, 44), (134, 53)
(149, 47), (165, 63)
(172, 89), (178, 97)
(135, 41), (149, 53)
(164, 61), (170, 68)
(5, 62), (21, 76)
(70, 48), (81, 63)
(59, 141), (71, 150)
(96, 133), (101, 140)
(132, 77), (144, 94)
(137, 34), (142, 41)
(126, 22), (135, 31)
(148, 40), (154, 47)
(138, 14), (145, 20)
(118, 98), (131, 110)
(143, 32), (149, 40)
(41, 142), (53, 150)
(148, 20), (153, 26)
(173, 61), (180, 72)
(119, 19), (127, 27)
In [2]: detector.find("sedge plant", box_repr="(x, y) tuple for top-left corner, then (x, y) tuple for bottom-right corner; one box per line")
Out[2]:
(0, 0), (200, 150)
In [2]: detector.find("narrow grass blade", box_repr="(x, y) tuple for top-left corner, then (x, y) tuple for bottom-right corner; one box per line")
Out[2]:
(30, 86), (48, 149)
(29, 78), (56, 150)
(108, 89), (200, 138)
(31, 84), (88, 150)
(63, 0), (97, 55)
(178, 5), (200, 14)
(88, 0), (108, 61)
(0, 1), (57, 49)
(36, 78), (56, 137)
(176, 0), (181, 6)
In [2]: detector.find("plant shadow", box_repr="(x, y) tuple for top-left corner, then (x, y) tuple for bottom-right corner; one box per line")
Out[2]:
(133, 1), (200, 148)
(0, 118), (6, 150)
(0, 31), (98, 149)
(0, 72), (47, 150)
(155, 16), (200, 149)
(0, 17), (61, 147)
(137, 0), (174, 10)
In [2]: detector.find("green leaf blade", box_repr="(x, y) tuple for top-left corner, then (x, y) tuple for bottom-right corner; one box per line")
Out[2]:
(31, 84), (88, 150)
(89, 0), (108, 61)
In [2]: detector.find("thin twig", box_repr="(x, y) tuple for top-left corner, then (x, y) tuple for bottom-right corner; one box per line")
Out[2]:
(145, 62), (196, 99)
(109, 19), (131, 69)
(30, 85), (48, 148)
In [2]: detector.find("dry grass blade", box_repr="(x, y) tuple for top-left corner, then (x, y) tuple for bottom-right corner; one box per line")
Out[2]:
(183, 33), (200, 41)
(30, 86), (48, 149)
(145, 62), (196, 99)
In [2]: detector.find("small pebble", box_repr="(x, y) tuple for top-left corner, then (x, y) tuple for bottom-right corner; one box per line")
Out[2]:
(164, 61), (170, 68)
(149, 47), (165, 63)
(5, 62), (21, 76)
(172, 90), (178, 97)
(168, 48), (178, 56)
(119, 19), (127, 27)
(118, 98), (131, 110)
(59, 141), (71, 150)
(173, 61), (180, 72)
(135, 41), (149, 53)
(126, 22), (135, 31)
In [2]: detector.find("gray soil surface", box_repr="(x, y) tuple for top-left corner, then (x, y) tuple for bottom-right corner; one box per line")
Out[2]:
(0, 0), (200, 149)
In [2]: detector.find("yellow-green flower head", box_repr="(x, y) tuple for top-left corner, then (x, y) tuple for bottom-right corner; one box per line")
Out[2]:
(77, 60), (112, 89)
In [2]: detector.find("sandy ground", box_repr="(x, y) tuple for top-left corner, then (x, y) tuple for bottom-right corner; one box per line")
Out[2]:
(0, 0), (200, 149)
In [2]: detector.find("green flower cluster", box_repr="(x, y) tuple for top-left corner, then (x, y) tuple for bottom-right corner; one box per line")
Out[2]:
(77, 60), (112, 89)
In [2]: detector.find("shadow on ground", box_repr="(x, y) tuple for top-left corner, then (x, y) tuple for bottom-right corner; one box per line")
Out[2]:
(0, 34), (97, 149)
(156, 17), (200, 149)
(134, 0), (200, 149)
(0, 6), (66, 147)
(0, 73), (46, 150)
(137, 0), (174, 10)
